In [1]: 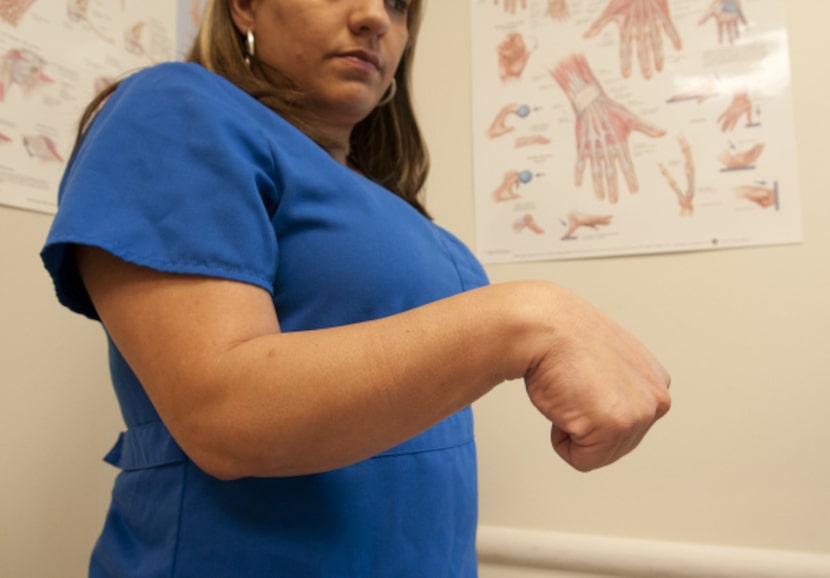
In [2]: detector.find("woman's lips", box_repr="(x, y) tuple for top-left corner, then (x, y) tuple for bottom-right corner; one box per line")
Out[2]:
(338, 49), (382, 72)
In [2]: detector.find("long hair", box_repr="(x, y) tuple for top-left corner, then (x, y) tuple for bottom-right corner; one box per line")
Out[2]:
(74, 0), (431, 217)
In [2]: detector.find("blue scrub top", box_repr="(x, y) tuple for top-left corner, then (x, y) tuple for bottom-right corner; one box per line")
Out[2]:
(42, 63), (489, 577)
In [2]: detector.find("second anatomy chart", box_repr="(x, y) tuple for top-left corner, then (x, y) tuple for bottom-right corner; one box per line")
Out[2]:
(471, 0), (802, 263)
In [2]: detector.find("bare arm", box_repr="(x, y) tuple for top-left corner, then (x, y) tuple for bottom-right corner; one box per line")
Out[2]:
(77, 245), (670, 480)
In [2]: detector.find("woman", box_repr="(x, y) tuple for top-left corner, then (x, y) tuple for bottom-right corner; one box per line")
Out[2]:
(41, 0), (671, 576)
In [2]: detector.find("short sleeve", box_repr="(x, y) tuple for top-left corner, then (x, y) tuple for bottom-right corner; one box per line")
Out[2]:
(41, 64), (281, 319)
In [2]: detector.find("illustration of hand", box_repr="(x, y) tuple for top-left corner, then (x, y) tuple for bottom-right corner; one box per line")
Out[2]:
(734, 183), (777, 208)
(717, 143), (764, 170)
(514, 213), (545, 234)
(497, 32), (532, 82)
(561, 211), (612, 239)
(584, 0), (682, 80)
(658, 135), (695, 216)
(495, 0), (527, 14)
(487, 103), (520, 139)
(699, 0), (747, 45)
(546, 0), (569, 21)
(551, 54), (666, 203)
(493, 170), (522, 202)
(718, 90), (753, 132)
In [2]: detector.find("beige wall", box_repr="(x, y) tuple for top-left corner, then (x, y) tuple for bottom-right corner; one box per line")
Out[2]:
(417, 0), (830, 574)
(2, 1), (829, 576)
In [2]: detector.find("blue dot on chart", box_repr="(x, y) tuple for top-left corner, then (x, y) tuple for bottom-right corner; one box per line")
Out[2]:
(519, 170), (533, 183)
(516, 104), (530, 118)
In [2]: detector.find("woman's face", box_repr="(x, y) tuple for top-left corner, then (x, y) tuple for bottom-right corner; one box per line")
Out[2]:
(232, 0), (411, 132)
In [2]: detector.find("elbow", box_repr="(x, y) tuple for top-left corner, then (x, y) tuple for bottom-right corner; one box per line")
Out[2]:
(184, 444), (251, 481)
(185, 446), (331, 481)
(175, 424), (312, 480)
(172, 420), (265, 481)
(168, 410), (352, 480)
(182, 435), (358, 480)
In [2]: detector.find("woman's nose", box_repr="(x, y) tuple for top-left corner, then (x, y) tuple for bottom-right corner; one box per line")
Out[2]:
(349, 0), (391, 37)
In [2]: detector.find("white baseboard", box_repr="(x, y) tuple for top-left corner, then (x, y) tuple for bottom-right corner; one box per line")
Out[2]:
(477, 525), (830, 578)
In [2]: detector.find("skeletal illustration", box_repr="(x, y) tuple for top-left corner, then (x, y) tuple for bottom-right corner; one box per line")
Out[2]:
(551, 53), (666, 203)
(584, 0), (682, 80)
(658, 135), (695, 216)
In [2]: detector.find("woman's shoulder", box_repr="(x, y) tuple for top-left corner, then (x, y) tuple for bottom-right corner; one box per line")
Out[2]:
(112, 63), (302, 138)
(97, 62), (283, 140)
(118, 62), (244, 103)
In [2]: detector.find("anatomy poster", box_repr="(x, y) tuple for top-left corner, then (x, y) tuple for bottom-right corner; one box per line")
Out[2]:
(472, 0), (802, 263)
(0, 0), (194, 214)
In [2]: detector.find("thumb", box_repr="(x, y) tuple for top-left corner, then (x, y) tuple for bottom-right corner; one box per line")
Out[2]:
(551, 424), (616, 473)
(584, 12), (615, 39)
(630, 113), (667, 139)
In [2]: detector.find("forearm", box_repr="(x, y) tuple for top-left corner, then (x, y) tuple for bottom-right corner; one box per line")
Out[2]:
(154, 283), (556, 479)
(198, 291), (487, 477)
(81, 246), (551, 479)
(80, 245), (670, 478)
(551, 54), (604, 114)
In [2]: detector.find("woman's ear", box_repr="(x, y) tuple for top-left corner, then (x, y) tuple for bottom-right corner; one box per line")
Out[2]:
(229, 0), (257, 34)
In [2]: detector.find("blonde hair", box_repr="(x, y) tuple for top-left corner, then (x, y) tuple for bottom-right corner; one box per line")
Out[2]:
(77, 0), (431, 217)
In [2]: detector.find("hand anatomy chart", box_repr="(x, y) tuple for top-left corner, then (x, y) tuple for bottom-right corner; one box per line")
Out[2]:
(472, 0), (802, 263)
(0, 0), (198, 214)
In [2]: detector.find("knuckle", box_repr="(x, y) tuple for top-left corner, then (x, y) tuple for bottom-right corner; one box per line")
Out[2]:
(657, 391), (672, 416)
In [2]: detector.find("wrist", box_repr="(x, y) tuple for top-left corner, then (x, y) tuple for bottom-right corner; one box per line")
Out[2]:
(485, 281), (568, 383)
(571, 83), (602, 113)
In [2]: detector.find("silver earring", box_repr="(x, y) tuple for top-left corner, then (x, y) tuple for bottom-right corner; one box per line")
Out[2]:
(377, 77), (397, 107)
(244, 29), (256, 67)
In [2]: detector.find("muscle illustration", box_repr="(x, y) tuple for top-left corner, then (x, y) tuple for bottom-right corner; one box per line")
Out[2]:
(551, 53), (665, 203)
(584, 0), (682, 79)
